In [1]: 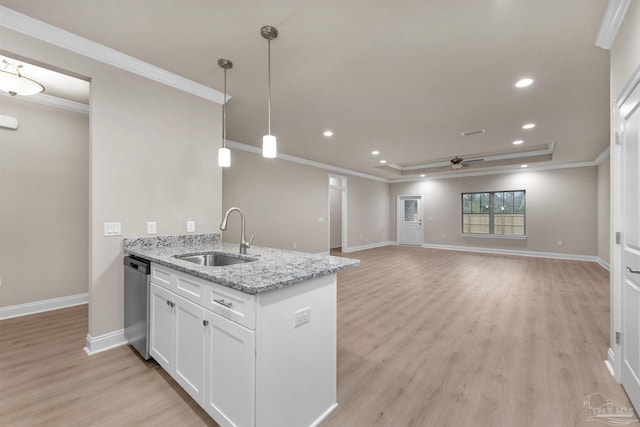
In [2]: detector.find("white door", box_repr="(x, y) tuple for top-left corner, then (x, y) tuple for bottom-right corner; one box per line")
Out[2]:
(174, 295), (206, 405)
(149, 283), (175, 372)
(204, 311), (255, 427)
(398, 196), (423, 246)
(620, 77), (640, 411)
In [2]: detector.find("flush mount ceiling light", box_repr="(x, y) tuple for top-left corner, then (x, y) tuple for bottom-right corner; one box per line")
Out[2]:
(261, 25), (278, 159)
(513, 140), (524, 145)
(522, 123), (536, 130)
(323, 130), (333, 137)
(515, 78), (534, 88)
(218, 58), (233, 168)
(371, 150), (380, 156)
(0, 60), (44, 96)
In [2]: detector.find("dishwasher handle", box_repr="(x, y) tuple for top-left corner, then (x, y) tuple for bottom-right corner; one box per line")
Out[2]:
(124, 256), (150, 274)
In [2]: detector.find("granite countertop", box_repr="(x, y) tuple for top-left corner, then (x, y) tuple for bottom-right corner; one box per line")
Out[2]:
(124, 234), (359, 295)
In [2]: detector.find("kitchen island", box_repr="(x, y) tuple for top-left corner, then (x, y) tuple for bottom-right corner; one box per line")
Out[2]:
(124, 234), (358, 427)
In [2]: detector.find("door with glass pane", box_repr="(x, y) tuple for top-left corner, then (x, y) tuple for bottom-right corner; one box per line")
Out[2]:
(398, 196), (423, 246)
(620, 77), (640, 412)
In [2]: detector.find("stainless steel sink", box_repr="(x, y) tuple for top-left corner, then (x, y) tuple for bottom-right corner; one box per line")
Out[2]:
(174, 252), (258, 267)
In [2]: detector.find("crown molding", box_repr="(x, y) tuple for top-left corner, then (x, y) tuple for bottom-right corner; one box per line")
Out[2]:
(0, 6), (225, 104)
(595, 0), (632, 49)
(1, 91), (89, 114)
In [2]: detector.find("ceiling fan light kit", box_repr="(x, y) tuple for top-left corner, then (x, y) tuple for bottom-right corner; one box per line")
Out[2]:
(0, 61), (44, 96)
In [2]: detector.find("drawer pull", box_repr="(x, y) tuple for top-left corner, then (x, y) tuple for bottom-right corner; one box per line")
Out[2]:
(214, 299), (233, 309)
(166, 300), (175, 308)
(203, 320), (209, 326)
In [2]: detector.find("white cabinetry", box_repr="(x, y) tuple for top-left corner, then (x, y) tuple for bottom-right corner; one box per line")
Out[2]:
(149, 262), (337, 427)
(149, 282), (206, 405)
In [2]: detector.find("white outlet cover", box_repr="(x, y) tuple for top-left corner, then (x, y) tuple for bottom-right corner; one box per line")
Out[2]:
(147, 221), (157, 235)
(187, 220), (195, 232)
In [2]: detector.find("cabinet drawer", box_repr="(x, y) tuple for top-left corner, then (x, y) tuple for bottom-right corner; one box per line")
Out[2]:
(174, 269), (206, 305)
(151, 264), (173, 289)
(204, 283), (256, 330)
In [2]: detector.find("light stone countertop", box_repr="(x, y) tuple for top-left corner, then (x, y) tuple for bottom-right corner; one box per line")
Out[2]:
(123, 234), (359, 295)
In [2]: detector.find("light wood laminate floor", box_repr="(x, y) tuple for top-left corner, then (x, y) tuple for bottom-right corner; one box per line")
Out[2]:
(0, 246), (632, 426)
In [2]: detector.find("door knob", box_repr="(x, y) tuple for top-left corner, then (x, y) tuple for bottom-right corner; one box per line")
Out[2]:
(627, 266), (640, 274)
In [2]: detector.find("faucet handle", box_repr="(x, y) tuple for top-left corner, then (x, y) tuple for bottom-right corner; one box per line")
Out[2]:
(249, 234), (255, 246)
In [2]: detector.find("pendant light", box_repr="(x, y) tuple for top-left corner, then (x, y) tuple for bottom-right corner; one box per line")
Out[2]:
(0, 60), (44, 97)
(218, 58), (232, 168)
(261, 25), (278, 158)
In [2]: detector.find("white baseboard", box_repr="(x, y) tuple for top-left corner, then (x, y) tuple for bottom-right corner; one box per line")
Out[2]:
(0, 293), (88, 320)
(310, 403), (338, 427)
(596, 257), (610, 271)
(84, 330), (127, 355)
(422, 243), (600, 263)
(605, 347), (616, 377)
(342, 241), (396, 253)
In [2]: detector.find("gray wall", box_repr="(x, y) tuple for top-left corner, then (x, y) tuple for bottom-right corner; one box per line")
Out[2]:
(222, 149), (390, 253)
(390, 167), (599, 256)
(1, 27), (223, 338)
(0, 98), (89, 307)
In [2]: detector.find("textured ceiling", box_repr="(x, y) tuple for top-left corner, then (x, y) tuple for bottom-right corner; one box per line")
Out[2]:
(0, 0), (610, 179)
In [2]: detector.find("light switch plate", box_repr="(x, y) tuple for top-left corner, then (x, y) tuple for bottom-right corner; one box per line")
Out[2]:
(147, 221), (157, 235)
(104, 222), (121, 236)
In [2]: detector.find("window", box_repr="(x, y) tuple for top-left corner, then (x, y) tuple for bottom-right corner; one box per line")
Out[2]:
(462, 190), (525, 236)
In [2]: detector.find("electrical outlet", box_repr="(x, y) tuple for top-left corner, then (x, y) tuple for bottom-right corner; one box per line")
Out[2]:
(147, 221), (157, 235)
(318, 217), (324, 223)
(556, 240), (563, 246)
(104, 222), (121, 236)
(294, 307), (311, 328)
(441, 234), (446, 239)
(187, 220), (195, 232)
(293, 242), (297, 249)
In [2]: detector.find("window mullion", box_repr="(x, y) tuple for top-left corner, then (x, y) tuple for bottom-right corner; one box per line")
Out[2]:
(489, 193), (494, 234)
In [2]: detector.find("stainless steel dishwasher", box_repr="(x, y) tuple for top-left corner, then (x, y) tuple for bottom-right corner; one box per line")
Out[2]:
(124, 255), (151, 359)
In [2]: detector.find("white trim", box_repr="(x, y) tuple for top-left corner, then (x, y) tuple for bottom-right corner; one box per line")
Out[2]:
(310, 403), (338, 427)
(0, 6), (225, 104)
(461, 233), (528, 240)
(595, 0), (632, 49)
(606, 348), (616, 376)
(84, 329), (127, 355)
(1, 91), (89, 114)
(422, 243), (601, 263)
(342, 241), (395, 253)
(596, 257), (611, 271)
(227, 140), (389, 183)
(595, 146), (611, 165)
(0, 293), (88, 320)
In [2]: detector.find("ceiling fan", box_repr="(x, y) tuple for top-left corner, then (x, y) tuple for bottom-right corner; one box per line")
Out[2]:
(449, 156), (484, 169)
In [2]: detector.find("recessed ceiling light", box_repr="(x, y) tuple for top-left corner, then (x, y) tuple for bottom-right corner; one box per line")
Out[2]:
(521, 164), (528, 168)
(379, 160), (387, 164)
(513, 140), (524, 145)
(323, 130), (333, 137)
(515, 78), (534, 88)
(420, 174), (426, 178)
(522, 123), (536, 130)
(371, 150), (380, 156)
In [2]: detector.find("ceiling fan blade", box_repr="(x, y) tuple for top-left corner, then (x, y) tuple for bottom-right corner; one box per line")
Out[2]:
(462, 158), (485, 164)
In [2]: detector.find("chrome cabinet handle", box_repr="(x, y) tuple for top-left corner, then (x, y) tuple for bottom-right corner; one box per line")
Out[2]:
(214, 299), (233, 309)
(627, 267), (640, 274)
(203, 320), (209, 326)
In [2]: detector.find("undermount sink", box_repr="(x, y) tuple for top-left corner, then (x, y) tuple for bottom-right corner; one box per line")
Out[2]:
(175, 252), (258, 267)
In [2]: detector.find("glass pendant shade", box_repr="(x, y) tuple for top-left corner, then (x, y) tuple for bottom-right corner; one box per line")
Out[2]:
(218, 146), (231, 167)
(0, 70), (44, 96)
(263, 134), (277, 158)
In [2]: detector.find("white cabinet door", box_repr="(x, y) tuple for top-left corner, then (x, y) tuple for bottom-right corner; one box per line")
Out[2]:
(204, 311), (256, 427)
(149, 283), (175, 372)
(174, 296), (206, 405)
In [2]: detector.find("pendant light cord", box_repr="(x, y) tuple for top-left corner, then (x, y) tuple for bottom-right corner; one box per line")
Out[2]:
(267, 38), (272, 135)
(223, 67), (227, 148)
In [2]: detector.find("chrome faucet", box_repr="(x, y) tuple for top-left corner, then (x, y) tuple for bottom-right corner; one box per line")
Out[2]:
(220, 207), (254, 254)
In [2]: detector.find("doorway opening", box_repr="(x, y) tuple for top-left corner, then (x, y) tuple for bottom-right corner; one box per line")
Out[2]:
(328, 174), (347, 254)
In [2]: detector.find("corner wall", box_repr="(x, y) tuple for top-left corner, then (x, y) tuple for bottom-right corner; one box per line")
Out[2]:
(0, 98), (89, 308)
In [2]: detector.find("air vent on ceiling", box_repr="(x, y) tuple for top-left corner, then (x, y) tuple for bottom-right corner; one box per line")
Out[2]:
(461, 129), (486, 137)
